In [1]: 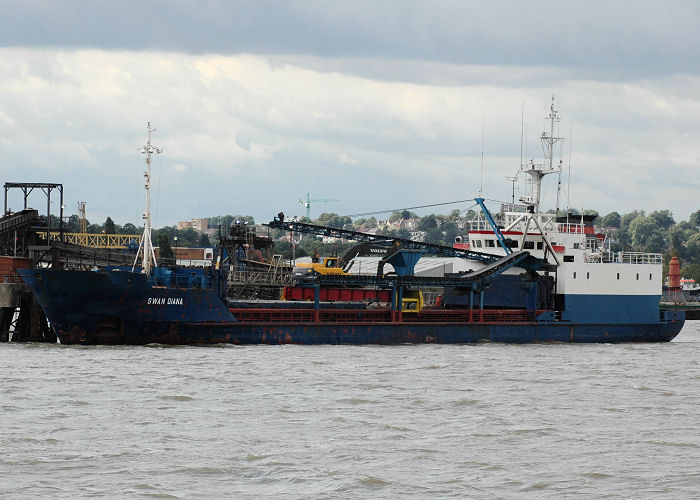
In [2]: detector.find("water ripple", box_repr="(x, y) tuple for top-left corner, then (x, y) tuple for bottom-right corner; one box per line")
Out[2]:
(0, 322), (698, 498)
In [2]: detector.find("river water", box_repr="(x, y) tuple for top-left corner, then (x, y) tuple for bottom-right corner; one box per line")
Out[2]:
(2, 322), (699, 499)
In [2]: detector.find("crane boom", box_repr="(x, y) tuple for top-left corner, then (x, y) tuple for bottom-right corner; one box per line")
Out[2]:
(267, 218), (536, 266)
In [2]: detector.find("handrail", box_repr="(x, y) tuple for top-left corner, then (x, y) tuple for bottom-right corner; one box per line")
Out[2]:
(616, 252), (663, 264)
(229, 307), (551, 324)
(557, 223), (584, 234)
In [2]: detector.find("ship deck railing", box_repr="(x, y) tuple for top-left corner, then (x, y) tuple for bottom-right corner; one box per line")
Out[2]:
(230, 307), (545, 324)
(468, 219), (496, 231)
(468, 212), (560, 233)
(556, 222), (585, 234)
(585, 251), (663, 265)
(500, 203), (527, 214)
(614, 252), (663, 264)
(228, 269), (291, 286)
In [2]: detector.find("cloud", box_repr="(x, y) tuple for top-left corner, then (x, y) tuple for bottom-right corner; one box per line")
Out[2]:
(2, 1), (700, 76)
(0, 43), (699, 226)
(336, 153), (358, 166)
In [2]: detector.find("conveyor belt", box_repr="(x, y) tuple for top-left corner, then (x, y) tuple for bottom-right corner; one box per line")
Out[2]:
(310, 250), (534, 290)
(267, 219), (508, 264)
(0, 209), (39, 236)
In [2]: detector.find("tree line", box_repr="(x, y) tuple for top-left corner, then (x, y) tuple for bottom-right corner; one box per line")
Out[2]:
(597, 209), (700, 280)
(51, 207), (700, 280)
(273, 208), (700, 281)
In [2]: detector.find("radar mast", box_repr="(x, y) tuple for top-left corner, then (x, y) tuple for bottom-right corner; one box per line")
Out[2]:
(519, 96), (563, 213)
(133, 122), (162, 274)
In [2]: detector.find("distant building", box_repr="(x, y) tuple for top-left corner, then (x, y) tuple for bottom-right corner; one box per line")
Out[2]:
(178, 218), (208, 232)
(409, 231), (426, 241)
(377, 217), (419, 232)
(399, 218), (419, 231)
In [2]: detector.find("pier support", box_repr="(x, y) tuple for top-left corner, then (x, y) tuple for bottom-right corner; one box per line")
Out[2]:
(0, 307), (13, 341)
(0, 283), (55, 343)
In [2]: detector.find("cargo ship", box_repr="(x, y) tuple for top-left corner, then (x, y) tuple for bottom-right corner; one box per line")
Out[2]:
(18, 103), (685, 345)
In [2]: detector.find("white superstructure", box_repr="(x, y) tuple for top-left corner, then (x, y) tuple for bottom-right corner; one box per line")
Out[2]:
(465, 99), (663, 322)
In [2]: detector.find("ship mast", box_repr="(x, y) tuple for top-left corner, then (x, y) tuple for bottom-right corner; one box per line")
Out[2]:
(504, 97), (565, 266)
(133, 122), (161, 274)
(519, 95), (563, 213)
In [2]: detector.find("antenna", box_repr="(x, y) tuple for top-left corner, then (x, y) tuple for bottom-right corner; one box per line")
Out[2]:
(520, 99), (524, 169)
(505, 176), (517, 204)
(542, 95), (562, 171)
(555, 166), (562, 216)
(518, 95), (562, 213)
(567, 122), (572, 212)
(479, 111), (485, 197)
(554, 97), (565, 215)
(133, 122), (162, 274)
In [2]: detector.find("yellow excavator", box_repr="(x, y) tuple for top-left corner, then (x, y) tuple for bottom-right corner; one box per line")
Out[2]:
(289, 251), (423, 313)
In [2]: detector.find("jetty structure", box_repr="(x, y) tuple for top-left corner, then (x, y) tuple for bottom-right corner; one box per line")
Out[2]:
(0, 183), (137, 343)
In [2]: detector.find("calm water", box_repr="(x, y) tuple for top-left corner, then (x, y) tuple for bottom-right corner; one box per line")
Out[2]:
(2, 322), (699, 499)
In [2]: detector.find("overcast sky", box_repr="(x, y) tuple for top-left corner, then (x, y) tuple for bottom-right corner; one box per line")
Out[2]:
(1, 0), (699, 228)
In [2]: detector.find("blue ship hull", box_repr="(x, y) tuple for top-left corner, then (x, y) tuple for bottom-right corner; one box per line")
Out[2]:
(115, 320), (683, 345)
(18, 269), (685, 345)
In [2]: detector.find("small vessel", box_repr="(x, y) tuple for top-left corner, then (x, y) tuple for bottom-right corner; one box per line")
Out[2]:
(18, 105), (685, 345)
(680, 278), (700, 293)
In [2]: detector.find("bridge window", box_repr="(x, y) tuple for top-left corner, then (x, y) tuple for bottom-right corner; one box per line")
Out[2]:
(537, 242), (543, 250)
(474, 240), (482, 248)
(564, 255), (574, 262)
(523, 241), (534, 249)
(486, 240), (495, 247)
